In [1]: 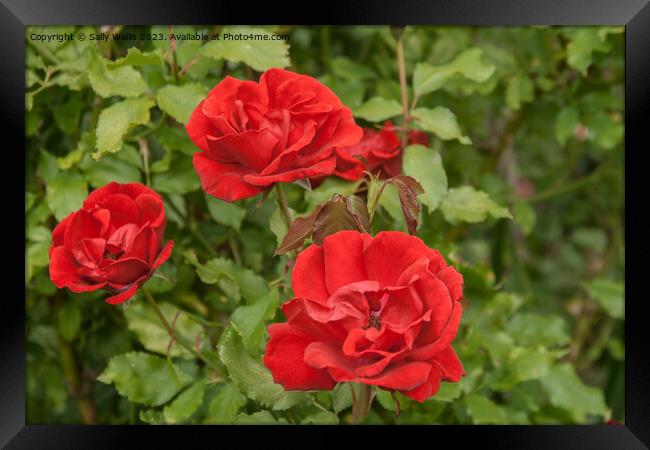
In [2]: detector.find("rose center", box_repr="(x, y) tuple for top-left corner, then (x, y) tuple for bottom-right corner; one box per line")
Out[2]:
(367, 311), (381, 329)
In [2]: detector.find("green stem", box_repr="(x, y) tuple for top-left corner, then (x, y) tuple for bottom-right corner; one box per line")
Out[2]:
(138, 138), (151, 187)
(275, 184), (293, 227)
(54, 294), (96, 424)
(28, 40), (61, 65)
(351, 384), (374, 424)
(168, 26), (180, 84)
(395, 36), (410, 148)
(527, 165), (610, 204)
(228, 235), (242, 266)
(141, 287), (220, 370)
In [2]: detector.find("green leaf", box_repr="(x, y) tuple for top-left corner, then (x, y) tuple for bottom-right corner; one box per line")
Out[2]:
(203, 383), (247, 424)
(97, 351), (192, 406)
(540, 363), (608, 422)
(413, 48), (495, 97)
(38, 150), (60, 183)
(505, 313), (570, 347)
(234, 411), (288, 424)
(184, 251), (268, 304)
(156, 126), (198, 155)
(411, 107), (471, 144)
(163, 380), (206, 424)
(301, 409), (340, 425)
(584, 111), (623, 150)
(156, 83), (208, 125)
(378, 182), (405, 228)
(402, 144), (448, 212)
(57, 148), (85, 170)
(139, 409), (166, 425)
(151, 154), (200, 194)
(433, 381), (463, 402)
(123, 301), (205, 357)
(109, 47), (163, 68)
(463, 395), (509, 424)
(565, 28), (613, 75)
(505, 75), (534, 110)
(87, 52), (149, 98)
(218, 324), (309, 411)
(376, 390), (411, 413)
(501, 347), (554, 387)
(200, 26), (290, 71)
(52, 95), (83, 134)
(331, 383), (353, 413)
(582, 278), (624, 319)
(555, 107), (580, 145)
(353, 97), (402, 122)
(231, 289), (280, 353)
(57, 301), (81, 342)
(80, 152), (143, 187)
(513, 200), (536, 235)
(45, 171), (88, 221)
(93, 97), (155, 159)
(440, 186), (512, 224)
(331, 56), (376, 81)
(205, 194), (246, 231)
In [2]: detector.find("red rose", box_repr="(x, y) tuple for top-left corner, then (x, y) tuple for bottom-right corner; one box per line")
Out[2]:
(332, 121), (430, 180)
(49, 182), (174, 305)
(263, 230), (464, 402)
(186, 68), (363, 202)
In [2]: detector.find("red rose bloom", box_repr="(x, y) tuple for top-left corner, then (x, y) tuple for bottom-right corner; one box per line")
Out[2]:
(332, 121), (430, 180)
(186, 68), (363, 202)
(49, 182), (174, 305)
(263, 230), (464, 402)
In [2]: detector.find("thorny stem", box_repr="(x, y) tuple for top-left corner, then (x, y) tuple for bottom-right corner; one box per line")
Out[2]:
(275, 184), (293, 227)
(396, 36), (411, 149)
(141, 287), (220, 370)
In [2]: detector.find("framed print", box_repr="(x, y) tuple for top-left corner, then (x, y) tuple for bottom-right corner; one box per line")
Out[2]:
(3, 0), (648, 448)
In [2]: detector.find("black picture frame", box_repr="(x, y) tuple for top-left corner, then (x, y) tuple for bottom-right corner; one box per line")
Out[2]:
(3, 1), (647, 448)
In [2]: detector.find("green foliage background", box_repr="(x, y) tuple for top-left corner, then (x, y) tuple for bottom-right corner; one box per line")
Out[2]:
(25, 25), (624, 425)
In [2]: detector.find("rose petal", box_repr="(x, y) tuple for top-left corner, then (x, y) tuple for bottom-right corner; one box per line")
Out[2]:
(49, 246), (106, 292)
(291, 244), (329, 302)
(186, 100), (221, 151)
(193, 152), (264, 202)
(63, 210), (103, 250)
(409, 301), (463, 361)
(402, 364), (442, 403)
(364, 231), (441, 288)
(72, 238), (106, 269)
(322, 230), (369, 294)
(436, 265), (464, 302)
(135, 193), (165, 231)
(243, 155), (336, 187)
(103, 257), (150, 285)
(433, 346), (465, 382)
(206, 129), (279, 173)
(151, 240), (174, 271)
(263, 323), (336, 391)
(105, 283), (139, 305)
(106, 223), (140, 255)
